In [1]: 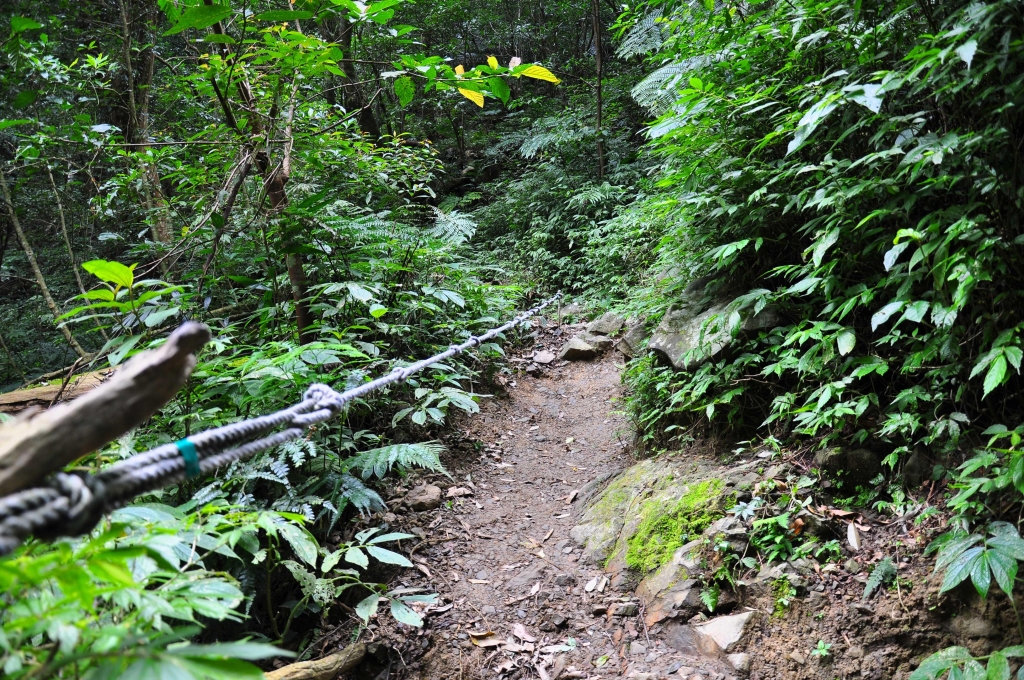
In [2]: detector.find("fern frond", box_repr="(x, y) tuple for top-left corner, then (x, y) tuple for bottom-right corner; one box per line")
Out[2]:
(700, 583), (720, 612)
(616, 11), (664, 59)
(428, 208), (477, 245)
(631, 55), (717, 113)
(345, 442), (446, 480)
(862, 557), (896, 600)
(336, 474), (386, 516)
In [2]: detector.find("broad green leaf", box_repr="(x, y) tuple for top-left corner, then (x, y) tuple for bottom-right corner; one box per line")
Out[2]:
(957, 40), (978, 69)
(394, 76), (414, 107)
(168, 642), (293, 660)
(13, 90), (37, 109)
(344, 547), (368, 568)
(969, 550), (991, 598)
(83, 259), (135, 288)
(253, 10), (313, 21)
(987, 651), (1010, 680)
(163, 4), (232, 35)
(871, 301), (905, 331)
(909, 647), (971, 680)
(983, 355), (1008, 398)
(355, 593), (380, 623)
(108, 334), (145, 367)
(322, 550), (343, 572)
(939, 546), (983, 593)
(837, 330), (856, 356)
(488, 77), (511, 104)
(389, 598), (423, 626)
(366, 545), (413, 567)
(368, 532), (416, 544)
(11, 16), (43, 33)
(0, 119), (31, 131)
(144, 306), (180, 328)
(277, 522), (319, 568)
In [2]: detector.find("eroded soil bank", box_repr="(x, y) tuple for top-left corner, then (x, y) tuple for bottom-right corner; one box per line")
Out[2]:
(342, 322), (1017, 680)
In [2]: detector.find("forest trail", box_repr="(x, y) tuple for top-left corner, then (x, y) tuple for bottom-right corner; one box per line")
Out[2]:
(385, 322), (738, 680)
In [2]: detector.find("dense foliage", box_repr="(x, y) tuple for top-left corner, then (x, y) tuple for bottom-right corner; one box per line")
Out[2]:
(6, 0), (1024, 674)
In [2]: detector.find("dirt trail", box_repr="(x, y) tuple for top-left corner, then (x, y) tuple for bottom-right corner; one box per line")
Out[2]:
(411, 347), (632, 678)
(377, 325), (730, 680)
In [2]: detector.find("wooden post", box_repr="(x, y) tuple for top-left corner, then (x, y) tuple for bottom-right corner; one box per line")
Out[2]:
(0, 323), (210, 496)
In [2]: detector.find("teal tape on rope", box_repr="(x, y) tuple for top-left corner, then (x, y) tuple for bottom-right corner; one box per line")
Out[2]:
(175, 439), (201, 479)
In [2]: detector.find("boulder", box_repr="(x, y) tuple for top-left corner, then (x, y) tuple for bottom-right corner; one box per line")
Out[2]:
(587, 312), (626, 336)
(533, 350), (556, 365)
(648, 301), (732, 371)
(577, 331), (614, 351)
(616, 323), (649, 358)
(404, 484), (442, 511)
(903, 447), (931, 487)
(728, 653), (752, 675)
(557, 338), (597, 361)
(693, 611), (756, 653)
(812, 447), (882, 487)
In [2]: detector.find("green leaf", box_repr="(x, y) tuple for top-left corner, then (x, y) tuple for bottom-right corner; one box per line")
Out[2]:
(871, 301), (905, 331)
(144, 306), (180, 328)
(163, 4), (233, 35)
(108, 334), (145, 367)
(366, 545), (413, 567)
(344, 546), (368, 568)
(355, 593), (380, 623)
(13, 90), (37, 109)
(389, 598), (423, 626)
(957, 40), (978, 70)
(940, 546), (983, 594)
(837, 330), (856, 356)
(277, 522), (319, 568)
(987, 651), (1010, 680)
(11, 17), (42, 33)
(909, 647), (971, 680)
(0, 119), (31, 131)
(83, 259), (135, 288)
(254, 10), (314, 21)
(368, 532), (416, 544)
(322, 550), (342, 572)
(986, 548), (1017, 597)
(394, 76), (415, 107)
(983, 355), (1008, 398)
(168, 642), (293, 661)
(969, 551), (991, 598)
(488, 77), (510, 104)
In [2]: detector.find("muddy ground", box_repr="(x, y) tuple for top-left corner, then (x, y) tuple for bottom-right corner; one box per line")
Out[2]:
(336, 322), (1019, 680)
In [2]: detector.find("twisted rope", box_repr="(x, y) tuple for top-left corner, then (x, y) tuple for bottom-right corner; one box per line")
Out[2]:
(0, 293), (561, 556)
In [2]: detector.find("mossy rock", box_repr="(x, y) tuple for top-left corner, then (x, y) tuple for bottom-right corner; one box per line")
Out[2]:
(625, 479), (726, 573)
(569, 457), (726, 569)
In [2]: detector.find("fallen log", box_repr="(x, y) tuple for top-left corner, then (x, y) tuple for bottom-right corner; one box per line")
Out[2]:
(0, 323), (210, 496)
(0, 369), (113, 414)
(264, 643), (366, 680)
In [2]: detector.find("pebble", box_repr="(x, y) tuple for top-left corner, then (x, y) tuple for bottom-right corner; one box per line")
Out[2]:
(481, 605), (497, 615)
(517, 609), (527, 618)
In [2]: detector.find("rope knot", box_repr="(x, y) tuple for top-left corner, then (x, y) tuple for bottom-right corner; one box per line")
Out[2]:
(38, 473), (108, 540)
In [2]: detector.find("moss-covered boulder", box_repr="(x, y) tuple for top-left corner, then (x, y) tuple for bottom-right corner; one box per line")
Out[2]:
(569, 457), (731, 578)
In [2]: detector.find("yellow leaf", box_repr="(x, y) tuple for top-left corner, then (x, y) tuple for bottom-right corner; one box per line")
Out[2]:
(455, 64), (465, 75)
(519, 64), (560, 84)
(487, 55), (498, 69)
(458, 88), (484, 107)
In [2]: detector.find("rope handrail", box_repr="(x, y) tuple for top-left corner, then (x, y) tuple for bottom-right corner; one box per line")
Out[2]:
(0, 292), (562, 556)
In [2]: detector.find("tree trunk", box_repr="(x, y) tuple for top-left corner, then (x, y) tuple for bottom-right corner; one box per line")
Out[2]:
(0, 171), (89, 359)
(592, 0), (605, 180)
(338, 22), (382, 140)
(118, 0), (173, 253)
